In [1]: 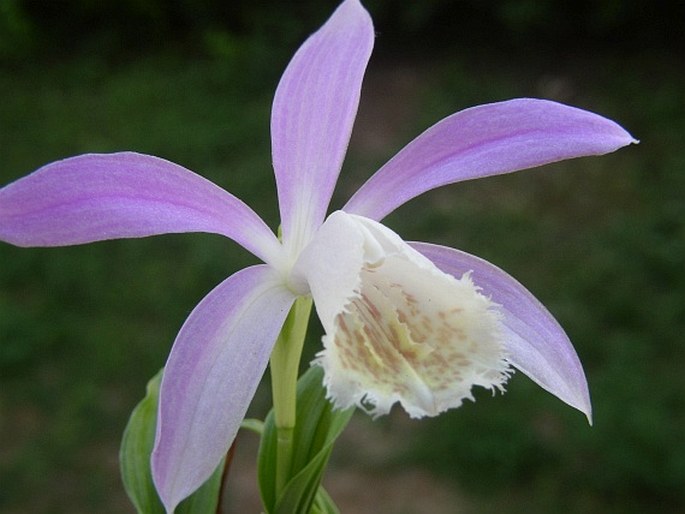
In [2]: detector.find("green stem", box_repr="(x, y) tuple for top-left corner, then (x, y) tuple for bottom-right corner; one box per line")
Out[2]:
(269, 295), (313, 495)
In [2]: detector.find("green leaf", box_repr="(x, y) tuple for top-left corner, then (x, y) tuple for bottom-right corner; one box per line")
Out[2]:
(120, 368), (226, 514)
(311, 486), (341, 514)
(258, 366), (354, 514)
(120, 369), (166, 514)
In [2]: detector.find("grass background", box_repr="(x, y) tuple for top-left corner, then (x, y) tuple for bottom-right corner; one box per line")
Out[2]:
(1, 2), (683, 513)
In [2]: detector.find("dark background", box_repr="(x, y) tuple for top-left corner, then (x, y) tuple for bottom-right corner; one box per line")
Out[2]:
(2, 0), (684, 60)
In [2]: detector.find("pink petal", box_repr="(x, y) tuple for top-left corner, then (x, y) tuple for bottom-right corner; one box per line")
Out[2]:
(152, 265), (295, 512)
(0, 152), (282, 265)
(412, 242), (592, 422)
(271, 0), (374, 252)
(344, 99), (637, 221)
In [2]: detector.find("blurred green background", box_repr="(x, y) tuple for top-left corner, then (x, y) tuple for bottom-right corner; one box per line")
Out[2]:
(1, 1), (683, 513)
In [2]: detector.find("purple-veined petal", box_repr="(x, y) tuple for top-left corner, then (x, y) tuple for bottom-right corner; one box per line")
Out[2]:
(344, 98), (637, 221)
(411, 242), (592, 422)
(152, 265), (295, 513)
(271, 0), (374, 254)
(0, 152), (283, 266)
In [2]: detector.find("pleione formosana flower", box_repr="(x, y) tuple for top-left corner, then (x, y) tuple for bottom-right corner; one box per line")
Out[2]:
(0, 0), (635, 511)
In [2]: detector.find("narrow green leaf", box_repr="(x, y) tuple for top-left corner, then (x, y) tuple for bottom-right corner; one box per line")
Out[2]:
(120, 368), (225, 514)
(311, 486), (340, 514)
(120, 369), (166, 514)
(258, 366), (353, 514)
(257, 408), (278, 512)
(273, 446), (334, 514)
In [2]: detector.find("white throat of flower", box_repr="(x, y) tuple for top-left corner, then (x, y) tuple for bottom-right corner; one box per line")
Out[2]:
(293, 211), (511, 418)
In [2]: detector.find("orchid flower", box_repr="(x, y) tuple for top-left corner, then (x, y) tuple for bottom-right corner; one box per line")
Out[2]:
(0, 0), (635, 511)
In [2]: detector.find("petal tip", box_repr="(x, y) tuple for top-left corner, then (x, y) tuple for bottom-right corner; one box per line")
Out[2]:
(150, 449), (178, 514)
